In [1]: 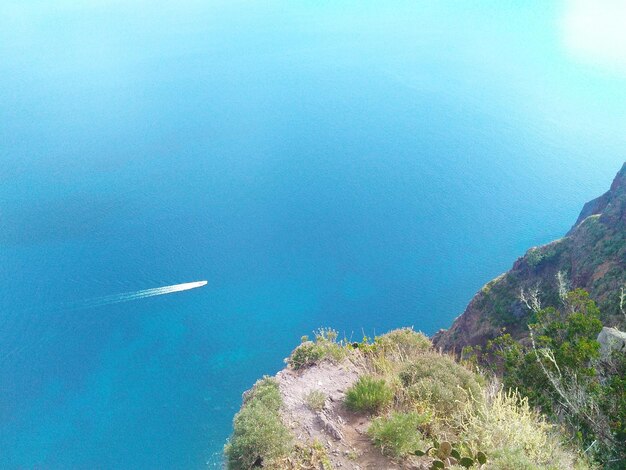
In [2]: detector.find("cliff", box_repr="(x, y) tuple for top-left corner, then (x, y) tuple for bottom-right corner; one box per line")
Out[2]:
(225, 164), (626, 469)
(433, 163), (626, 352)
(224, 329), (588, 469)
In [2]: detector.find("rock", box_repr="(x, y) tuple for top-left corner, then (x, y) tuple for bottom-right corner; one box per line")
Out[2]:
(319, 412), (344, 441)
(598, 326), (626, 356)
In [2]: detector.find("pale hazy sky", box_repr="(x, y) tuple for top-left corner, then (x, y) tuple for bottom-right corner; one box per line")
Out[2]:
(561, 0), (626, 75)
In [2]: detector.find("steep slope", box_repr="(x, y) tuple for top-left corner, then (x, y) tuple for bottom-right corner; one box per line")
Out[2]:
(224, 330), (589, 470)
(433, 163), (626, 351)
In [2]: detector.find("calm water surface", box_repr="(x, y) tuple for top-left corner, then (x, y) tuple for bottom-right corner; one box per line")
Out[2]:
(1, 1), (625, 468)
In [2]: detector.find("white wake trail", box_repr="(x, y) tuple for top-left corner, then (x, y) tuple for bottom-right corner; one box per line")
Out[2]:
(0, 281), (208, 365)
(82, 280), (208, 308)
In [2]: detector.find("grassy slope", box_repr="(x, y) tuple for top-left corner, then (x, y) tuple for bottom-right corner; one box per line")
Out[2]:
(225, 329), (590, 469)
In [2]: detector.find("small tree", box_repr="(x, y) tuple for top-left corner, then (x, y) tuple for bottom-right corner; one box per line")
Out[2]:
(489, 284), (624, 466)
(531, 289), (602, 376)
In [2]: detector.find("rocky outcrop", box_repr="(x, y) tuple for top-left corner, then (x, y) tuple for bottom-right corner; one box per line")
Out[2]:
(598, 327), (626, 357)
(571, 163), (626, 232)
(434, 163), (626, 352)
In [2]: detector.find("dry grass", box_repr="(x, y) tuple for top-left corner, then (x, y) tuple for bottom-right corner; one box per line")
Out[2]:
(304, 390), (326, 412)
(227, 329), (592, 470)
(460, 383), (592, 470)
(358, 330), (591, 469)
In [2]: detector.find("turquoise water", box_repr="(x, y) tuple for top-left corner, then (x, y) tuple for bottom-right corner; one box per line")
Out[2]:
(1, 1), (625, 468)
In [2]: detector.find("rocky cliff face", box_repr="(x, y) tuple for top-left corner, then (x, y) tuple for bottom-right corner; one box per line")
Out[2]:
(433, 163), (626, 352)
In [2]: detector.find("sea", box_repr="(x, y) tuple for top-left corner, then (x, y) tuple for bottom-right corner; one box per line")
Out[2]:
(1, 1), (625, 468)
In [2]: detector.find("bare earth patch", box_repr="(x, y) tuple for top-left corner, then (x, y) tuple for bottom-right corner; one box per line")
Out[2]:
(275, 358), (424, 469)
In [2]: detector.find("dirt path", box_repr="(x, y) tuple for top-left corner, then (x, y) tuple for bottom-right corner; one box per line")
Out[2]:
(275, 359), (422, 469)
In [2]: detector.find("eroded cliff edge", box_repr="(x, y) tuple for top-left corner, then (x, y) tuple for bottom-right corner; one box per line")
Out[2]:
(224, 330), (586, 469)
(433, 163), (626, 352)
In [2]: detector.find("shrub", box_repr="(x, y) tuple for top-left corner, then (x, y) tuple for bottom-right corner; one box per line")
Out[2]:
(291, 440), (332, 470)
(483, 448), (539, 470)
(366, 329), (432, 376)
(289, 341), (325, 369)
(399, 353), (483, 421)
(287, 328), (347, 370)
(224, 377), (292, 469)
(490, 289), (622, 464)
(368, 411), (429, 457)
(373, 328), (431, 359)
(532, 289), (603, 373)
(345, 375), (393, 414)
(599, 350), (626, 466)
(304, 390), (326, 412)
(525, 247), (544, 269)
(461, 385), (587, 470)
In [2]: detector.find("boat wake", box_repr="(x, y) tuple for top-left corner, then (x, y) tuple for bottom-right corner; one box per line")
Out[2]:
(81, 281), (208, 308)
(0, 281), (208, 365)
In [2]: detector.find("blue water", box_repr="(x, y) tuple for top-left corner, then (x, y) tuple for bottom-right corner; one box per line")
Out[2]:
(1, 1), (625, 468)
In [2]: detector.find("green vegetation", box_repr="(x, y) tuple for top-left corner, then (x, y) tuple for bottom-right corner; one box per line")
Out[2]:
(525, 239), (567, 270)
(227, 327), (600, 469)
(345, 375), (393, 413)
(304, 390), (326, 412)
(399, 355), (483, 422)
(287, 328), (347, 369)
(226, 167), (626, 468)
(288, 341), (324, 369)
(601, 350), (626, 455)
(368, 411), (429, 457)
(441, 166), (626, 351)
(481, 289), (625, 467)
(354, 329), (587, 469)
(225, 379), (334, 469)
(578, 214), (605, 245)
(525, 247), (545, 269)
(461, 387), (579, 469)
(290, 440), (332, 470)
(414, 441), (487, 469)
(224, 377), (292, 470)
(371, 327), (431, 357)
